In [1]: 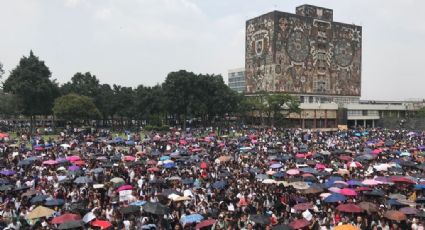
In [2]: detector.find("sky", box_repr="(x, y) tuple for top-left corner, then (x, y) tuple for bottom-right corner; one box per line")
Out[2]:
(0, 0), (424, 101)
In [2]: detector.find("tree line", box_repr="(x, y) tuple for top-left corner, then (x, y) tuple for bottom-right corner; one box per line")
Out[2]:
(0, 51), (301, 132)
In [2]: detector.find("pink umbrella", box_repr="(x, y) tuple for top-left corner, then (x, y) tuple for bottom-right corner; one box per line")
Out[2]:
(116, 185), (133, 192)
(287, 169), (300, 175)
(372, 149), (382, 154)
(362, 179), (380, 186)
(340, 188), (357, 196)
(179, 140), (187, 145)
(295, 153), (306, 158)
(315, 163), (326, 170)
(43, 160), (58, 165)
(66, 156), (80, 162)
(124, 156), (136, 161)
(347, 162), (362, 168)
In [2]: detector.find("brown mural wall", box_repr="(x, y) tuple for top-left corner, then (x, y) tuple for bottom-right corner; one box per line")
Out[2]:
(245, 8), (362, 96)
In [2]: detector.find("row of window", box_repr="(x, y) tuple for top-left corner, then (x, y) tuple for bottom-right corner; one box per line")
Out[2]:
(229, 82), (245, 88)
(228, 76), (245, 83)
(347, 110), (379, 116)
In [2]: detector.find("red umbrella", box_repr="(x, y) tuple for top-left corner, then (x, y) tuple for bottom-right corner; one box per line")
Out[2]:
(390, 176), (415, 184)
(293, 203), (313, 211)
(51, 213), (81, 224)
(196, 219), (216, 230)
(200, 162), (208, 169)
(384, 210), (407, 221)
(147, 160), (157, 165)
(124, 156), (136, 161)
(147, 167), (160, 172)
(336, 204), (363, 213)
(116, 185), (133, 192)
(74, 160), (86, 166)
(290, 218), (310, 229)
(356, 186), (372, 192)
(91, 219), (112, 229)
(339, 155), (352, 161)
(0, 133), (9, 139)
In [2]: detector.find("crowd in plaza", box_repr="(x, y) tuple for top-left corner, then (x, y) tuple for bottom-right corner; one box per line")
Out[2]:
(0, 127), (425, 230)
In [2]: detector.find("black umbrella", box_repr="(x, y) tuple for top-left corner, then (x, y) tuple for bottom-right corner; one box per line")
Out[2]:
(249, 214), (271, 225)
(0, 184), (13, 191)
(14, 185), (31, 192)
(272, 224), (293, 230)
(143, 202), (170, 215)
(161, 189), (183, 197)
(182, 178), (194, 185)
(119, 205), (140, 215)
(58, 220), (84, 229)
(30, 195), (49, 204)
(364, 189), (385, 197)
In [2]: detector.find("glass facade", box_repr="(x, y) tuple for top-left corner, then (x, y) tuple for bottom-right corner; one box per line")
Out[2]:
(228, 69), (246, 93)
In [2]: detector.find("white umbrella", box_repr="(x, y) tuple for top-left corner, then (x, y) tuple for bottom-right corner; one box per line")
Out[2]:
(83, 212), (96, 223)
(60, 144), (71, 149)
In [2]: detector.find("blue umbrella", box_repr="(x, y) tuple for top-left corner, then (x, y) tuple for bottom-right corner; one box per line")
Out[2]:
(31, 195), (49, 204)
(273, 172), (285, 178)
(18, 159), (32, 167)
(299, 167), (318, 174)
(130, 200), (147, 206)
(114, 137), (124, 143)
(415, 184), (425, 190)
(270, 163), (282, 169)
(387, 199), (406, 206)
(45, 199), (65, 206)
(160, 156), (171, 161)
(164, 162), (175, 169)
(182, 178), (194, 185)
(180, 214), (204, 225)
(212, 181), (226, 189)
(364, 189), (385, 197)
(323, 193), (347, 203)
(255, 174), (268, 180)
(125, 140), (135, 145)
(347, 179), (363, 186)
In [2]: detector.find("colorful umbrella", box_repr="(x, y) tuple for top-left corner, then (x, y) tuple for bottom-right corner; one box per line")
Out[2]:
(323, 193), (347, 203)
(340, 188), (357, 196)
(358, 201), (378, 213)
(27, 206), (55, 219)
(51, 213), (81, 224)
(289, 218), (310, 229)
(195, 219), (216, 230)
(384, 210), (407, 221)
(91, 219), (113, 229)
(336, 203), (363, 213)
(293, 203), (313, 211)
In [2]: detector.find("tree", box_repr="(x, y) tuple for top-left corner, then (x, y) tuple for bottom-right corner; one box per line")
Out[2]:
(266, 93), (300, 126)
(0, 62), (4, 79)
(0, 93), (23, 118)
(3, 51), (60, 132)
(53, 93), (101, 124)
(416, 107), (425, 118)
(61, 72), (100, 98)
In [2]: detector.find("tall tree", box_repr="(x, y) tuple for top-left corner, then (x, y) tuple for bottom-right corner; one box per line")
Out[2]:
(61, 72), (100, 98)
(3, 51), (59, 132)
(0, 62), (4, 79)
(53, 93), (101, 124)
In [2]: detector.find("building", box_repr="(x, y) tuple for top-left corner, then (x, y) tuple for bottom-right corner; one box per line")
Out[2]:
(228, 68), (246, 93)
(245, 5), (362, 104)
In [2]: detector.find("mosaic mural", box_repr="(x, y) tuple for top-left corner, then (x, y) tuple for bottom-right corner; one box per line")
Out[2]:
(245, 5), (362, 96)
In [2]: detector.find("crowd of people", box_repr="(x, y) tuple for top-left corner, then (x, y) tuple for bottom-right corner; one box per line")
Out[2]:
(0, 127), (425, 230)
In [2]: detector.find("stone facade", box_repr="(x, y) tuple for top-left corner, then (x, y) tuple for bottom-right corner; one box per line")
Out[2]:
(245, 5), (362, 97)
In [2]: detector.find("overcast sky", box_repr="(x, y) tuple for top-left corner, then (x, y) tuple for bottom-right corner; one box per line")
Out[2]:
(0, 0), (424, 101)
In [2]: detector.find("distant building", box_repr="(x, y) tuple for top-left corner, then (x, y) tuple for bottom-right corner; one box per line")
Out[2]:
(245, 4), (362, 104)
(228, 68), (246, 93)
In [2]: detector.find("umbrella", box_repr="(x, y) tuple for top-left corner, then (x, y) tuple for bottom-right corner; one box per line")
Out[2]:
(143, 202), (170, 215)
(22, 190), (38, 198)
(340, 188), (357, 196)
(270, 163), (282, 169)
(289, 218), (310, 229)
(18, 159), (32, 167)
(334, 224), (359, 230)
(83, 212), (96, 223)
(43, 160), (58, 165)
(289, 181), (309, 190)
(0, 184), (13, 191)
(45, 199), (65, 206)
(249, 214), (271, 225)
(182, 178), (194, 185)
(255, 174), (268, 180)
(287, 169), (300, 175)
(58, 220), (84, 229)
(293, 203), (312, 211)
(110, 177), (125, 184)
(91, 219), (113, 230)
(399, 207), (418, 215)
(26, 206), (55, 219)
(323, 193), (347, 203)
(91, 168), (104, 174)
(384, 210), (407, 221)
(389, 193), (406, 200)
(0, 170), (16, 176)
(116, 185), (133, 192)
(364, 189), (385, 197)
(302, 186), (323, 194)
(195, 219), (216, 230)
(51, 213), (82, 224)
(31, 195), (49, 204)
(180, 214), (204, 226)
(74, 176), (93, 184)
(358, 201), (378, 213)
(119, 205), (140, 215)
(68, 166), (80, 171)
(212, 181), (226, 189)
(336, 204), (363, 213)
(272, 224), (293, 230)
